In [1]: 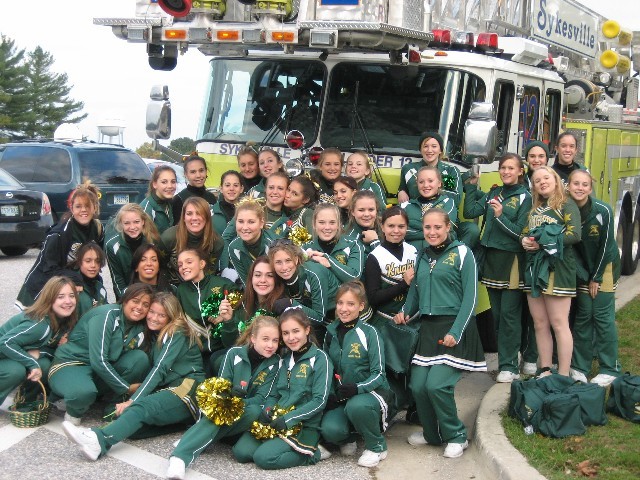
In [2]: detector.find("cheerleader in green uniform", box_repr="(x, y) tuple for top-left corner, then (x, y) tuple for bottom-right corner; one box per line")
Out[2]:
(0, 277), (77, 406)
(161, 197), (224, 284)
(237, 144), (261, 193)
(17, 182), (104, 309)
(68, 242), (108, 318)
(523, 141), (550, 190)
(567, 170), (621, 387)
(310, 148), (343, 204)
(49, 283), (154, 425)
(320, 281), (392, 468)
(212, 171), (244, 237)
(282, 175), (317, 234)
(247, 148), (285, 200)
(223, 172), (289, 243)
(226, 201), (277, 288)
(166, 315), (281, 479)
(521, 166), (581, 378)
(346, 151), (386, 210)
(241, 256), (283, 321)
(395, 209), (486, 458)
(232, 308), (332, 470)
(175, 249), (236, 373)
(128, 243), (174, 294)
(268, 241), (339, 335)
(345, 190), (383, 256)
(400, 166), (457, 250)
(333, 176), (358, 227)
(140, 165), (177, 234)
(105, 203), (160, 300)
(552, 132), (587, 185)
(172, 154), (218, 224)
(303, 204), (365, 283)
(62, 293), (205, 461)
(463, 153), (532, 382)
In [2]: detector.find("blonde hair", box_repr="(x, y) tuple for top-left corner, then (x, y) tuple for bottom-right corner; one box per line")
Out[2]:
(530, 166), (566, 211)
(268, 241), (306, 269)
(24, 276), (78, 334)
(346, 151), (372, 178)
(151, 292), (202, 349)
(312, 203), (342, 240)
(114, 203), (160, 244)
(236, 315), (280, 346)
(417, 166), (443, 196)
(234, 199), (265, 222)
(176, 197), (219, 253)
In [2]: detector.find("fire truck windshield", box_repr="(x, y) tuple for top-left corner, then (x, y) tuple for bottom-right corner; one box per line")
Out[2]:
(199, 58), (485, 160)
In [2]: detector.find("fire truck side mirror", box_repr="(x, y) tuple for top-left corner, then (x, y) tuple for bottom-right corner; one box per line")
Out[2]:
(463, 102), (497, 164)
(146, 85), (171, 140)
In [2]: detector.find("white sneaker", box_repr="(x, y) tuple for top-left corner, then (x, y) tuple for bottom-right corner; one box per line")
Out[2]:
(357, 449), (387, 468)
(318, 443), (332, 460)
(407, 431), (428, 446)
(570, 369), (588, 383)
(62, 421), (101, 461)
(496, 371), (520, 383)
(590, 373), (617, 387)
(64, 412), (82, 426)
(522, 362), (537, 375)
(166, 457), (186, 480)
(443, 440), (468, 458)
(339, 441), (357, 456)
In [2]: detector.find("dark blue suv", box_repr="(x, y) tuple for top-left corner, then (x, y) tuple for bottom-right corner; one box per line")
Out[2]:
(0, 141), (151, 222)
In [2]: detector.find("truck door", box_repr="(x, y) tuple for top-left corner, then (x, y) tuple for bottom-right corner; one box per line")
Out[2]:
(492, 76), (517, 157)
(518, 81), (544, 156)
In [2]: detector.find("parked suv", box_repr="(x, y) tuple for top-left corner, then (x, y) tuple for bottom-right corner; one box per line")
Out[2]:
(0, 140), (151, 222)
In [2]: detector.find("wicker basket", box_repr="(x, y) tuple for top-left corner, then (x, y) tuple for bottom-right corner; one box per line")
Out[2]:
(9, 380), (51, 428)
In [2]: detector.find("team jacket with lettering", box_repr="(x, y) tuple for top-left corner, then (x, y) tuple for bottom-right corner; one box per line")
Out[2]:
(365, 241), (418, 319)
(575, 197), (620, 288)
(52, 304), (146, 396)
(264, 344), (332, 431)
(218, 345), (280, 407)
(402, 240), (477, 342)
(301, 236), (365, 283)
(463, 183), (532, 252)
(323, 319), (389, 395)
(130, 330), (205, 402)
(399, 160), (462, 205)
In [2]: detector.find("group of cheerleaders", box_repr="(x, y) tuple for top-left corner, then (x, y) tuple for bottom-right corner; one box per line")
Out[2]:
(0, 131), (621, 478)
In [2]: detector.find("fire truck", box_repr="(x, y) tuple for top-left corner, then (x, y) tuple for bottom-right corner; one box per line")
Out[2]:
(96, 0), (640, 275)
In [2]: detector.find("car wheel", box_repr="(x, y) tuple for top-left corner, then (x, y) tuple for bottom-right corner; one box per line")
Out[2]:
(1, 246), (29, 256)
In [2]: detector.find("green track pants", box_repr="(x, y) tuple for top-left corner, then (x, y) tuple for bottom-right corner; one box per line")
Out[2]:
(409, 363), (465, 445)
(232, 429), (321, 469)
(571, 291), (620, 376)
(320, 393), (386, 452)
(488, 287), (524, 374)
(0, 356), (51, 405)
(171, 404), (262, 466)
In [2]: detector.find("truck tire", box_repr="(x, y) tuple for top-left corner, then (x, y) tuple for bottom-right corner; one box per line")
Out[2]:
(1, 247), (29, 256)
(623, 211), (640, 275)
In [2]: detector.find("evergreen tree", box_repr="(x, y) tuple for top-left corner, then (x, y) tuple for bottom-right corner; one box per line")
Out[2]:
(19, 46), (86, 138)
(0, 35), (28, 139)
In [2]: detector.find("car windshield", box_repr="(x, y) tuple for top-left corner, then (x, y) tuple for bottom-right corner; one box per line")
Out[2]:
(322, 63), (486, 160)
(77, 150), (150, 184)
(0, 168), (23, 188)
(199, 58), (325, 146)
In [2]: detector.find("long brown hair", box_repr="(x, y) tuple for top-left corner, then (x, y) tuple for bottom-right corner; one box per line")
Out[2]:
(243, 256), (284, 319)
(147, 164), (177, 196)
(64, 181), (101, 221)
(24, 276), (78, 334)
(176, 197), (219, 254)
(150, 292), (202, 349)
(114, 203), (160, 244)
(279, 308), (318, 346)
(347, 189), (381, 232)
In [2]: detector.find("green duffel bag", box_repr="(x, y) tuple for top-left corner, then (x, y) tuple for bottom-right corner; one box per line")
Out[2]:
(509, 378), (548, 431)
(565, 382), (607, 426)
(380, 319), (420, 374)
(606, 372), (640, 423)
(538, 392), (586, 438)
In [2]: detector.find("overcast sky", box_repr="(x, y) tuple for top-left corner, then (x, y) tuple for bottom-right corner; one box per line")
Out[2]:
(0, 0), (638, 150)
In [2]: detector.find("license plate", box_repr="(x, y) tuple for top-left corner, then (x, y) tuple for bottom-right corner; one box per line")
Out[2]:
(1, 205), (19, 216)
(114, 194), (129, 205)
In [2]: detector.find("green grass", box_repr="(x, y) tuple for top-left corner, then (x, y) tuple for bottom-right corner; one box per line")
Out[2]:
(502, 294), (640, 479)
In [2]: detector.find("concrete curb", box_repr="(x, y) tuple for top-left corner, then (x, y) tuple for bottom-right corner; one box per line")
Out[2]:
(474, 383), (546, 480)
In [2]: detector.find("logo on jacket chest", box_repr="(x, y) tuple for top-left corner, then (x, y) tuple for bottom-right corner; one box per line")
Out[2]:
(589, 225), (600, 237)
(442, 252), (458, 266)
(254, 371), (267, 385)
(505, 197), (519, 209)
(296, 364), (309, 378)
(335, 253), (347, 265)
(348, 343), (362, 359)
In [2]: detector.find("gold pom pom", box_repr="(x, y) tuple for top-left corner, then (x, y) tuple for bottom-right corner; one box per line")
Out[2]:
(196, 377), (245, 426)
(250, 405), (302, 440)
(226, 291), (243, 310)
(288, 226), (312, 247)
